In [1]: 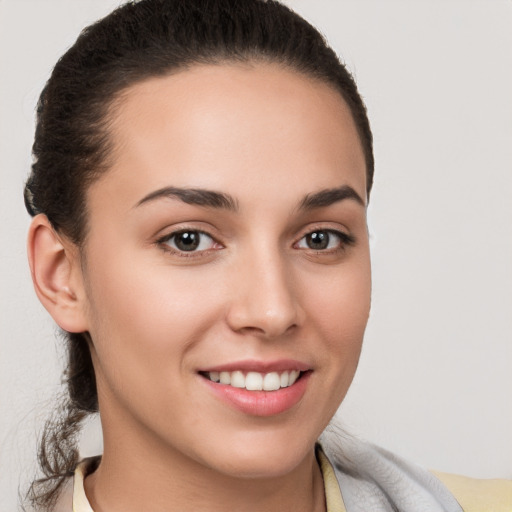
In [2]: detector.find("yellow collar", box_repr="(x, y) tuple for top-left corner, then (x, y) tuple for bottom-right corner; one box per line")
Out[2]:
(316, 445), (347, 512)
(73, 458), (95, 512)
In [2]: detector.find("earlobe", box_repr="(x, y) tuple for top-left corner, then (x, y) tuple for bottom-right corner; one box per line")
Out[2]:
(27, 214), (89, 333)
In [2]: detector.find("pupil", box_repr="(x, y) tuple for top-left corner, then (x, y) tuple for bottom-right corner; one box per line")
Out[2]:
(175, 232), (199, 251)
(307, 231), (329, 250)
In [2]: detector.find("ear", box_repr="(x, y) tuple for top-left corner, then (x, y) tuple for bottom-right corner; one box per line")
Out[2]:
(27, 214), (89, 333)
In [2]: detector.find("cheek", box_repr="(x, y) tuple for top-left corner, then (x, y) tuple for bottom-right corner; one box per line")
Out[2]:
(310, 254), (371, 337)
(82, 258), (232, 436)
(305, 253), (371, 385)
(82, 252), (227, 377)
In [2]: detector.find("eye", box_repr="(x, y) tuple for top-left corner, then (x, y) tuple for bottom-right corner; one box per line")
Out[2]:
(160, 230), (218, 253)
(296, 229), (353, 251)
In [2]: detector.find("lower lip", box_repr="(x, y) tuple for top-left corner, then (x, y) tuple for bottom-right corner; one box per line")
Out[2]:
(201, 372), (311, 417)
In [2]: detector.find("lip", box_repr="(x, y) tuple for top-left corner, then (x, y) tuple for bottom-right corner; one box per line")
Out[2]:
(198, 358), (311, 373)
(199, 367), (312, 417)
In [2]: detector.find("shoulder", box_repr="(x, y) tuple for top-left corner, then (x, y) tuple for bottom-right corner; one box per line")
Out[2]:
(319, 437), (511, 512)
(433, 470), (512, 512)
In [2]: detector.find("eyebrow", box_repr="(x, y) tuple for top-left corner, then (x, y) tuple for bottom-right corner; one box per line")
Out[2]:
(135, 186), (239, 211)
(298, 185), (365, 211)
(135, 184), (364, 213)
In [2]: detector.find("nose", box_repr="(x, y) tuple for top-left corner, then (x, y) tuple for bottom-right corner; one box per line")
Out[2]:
(225, 251), (302, 339)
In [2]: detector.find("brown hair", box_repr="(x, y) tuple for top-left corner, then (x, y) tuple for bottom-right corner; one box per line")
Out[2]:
(24, 0), (373, 509)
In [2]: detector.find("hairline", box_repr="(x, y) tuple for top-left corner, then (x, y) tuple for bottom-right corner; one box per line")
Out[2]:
(76, 57), (371, 248)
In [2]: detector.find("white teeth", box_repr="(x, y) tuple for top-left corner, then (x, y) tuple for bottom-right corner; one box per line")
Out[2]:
(205, 369), (303, 391)
(263, 372), (281, 391)
(245, 372), (263, 390)
(289, 370), (300, 386)
(231, 371), (245, 388)
(219, 371), (231, 385)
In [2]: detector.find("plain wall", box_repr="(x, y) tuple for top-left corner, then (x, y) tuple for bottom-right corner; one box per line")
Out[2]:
(1, 1), (511, 510)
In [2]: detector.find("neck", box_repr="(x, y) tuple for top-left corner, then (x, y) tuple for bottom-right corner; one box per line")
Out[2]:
(84, 404), (325, 512)
(85, 444), (325, 512)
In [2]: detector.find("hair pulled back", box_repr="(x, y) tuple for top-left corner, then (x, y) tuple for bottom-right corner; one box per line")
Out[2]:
(24, 0), (373, 509)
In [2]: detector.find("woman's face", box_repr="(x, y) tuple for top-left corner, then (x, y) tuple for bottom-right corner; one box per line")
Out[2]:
(78, 63), (371, 477)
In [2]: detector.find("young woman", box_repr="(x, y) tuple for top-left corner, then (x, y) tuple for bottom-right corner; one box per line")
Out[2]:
(22, 1), (511, 511)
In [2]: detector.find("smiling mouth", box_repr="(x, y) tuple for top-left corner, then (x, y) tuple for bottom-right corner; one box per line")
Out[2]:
(199, 370), (305, 391)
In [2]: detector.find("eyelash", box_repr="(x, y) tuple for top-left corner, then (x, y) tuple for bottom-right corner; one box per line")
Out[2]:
(294, 229), (355, 253)
(156, 227), (355, 258)
(157, 229), (220, 258)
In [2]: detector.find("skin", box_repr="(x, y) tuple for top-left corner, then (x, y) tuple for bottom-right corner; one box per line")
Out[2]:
(28, 63), (371, 512)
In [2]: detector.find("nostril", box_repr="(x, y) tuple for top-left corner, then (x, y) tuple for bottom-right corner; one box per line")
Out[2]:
(233, 322), (297, 339)
(224, 264), (302, 338)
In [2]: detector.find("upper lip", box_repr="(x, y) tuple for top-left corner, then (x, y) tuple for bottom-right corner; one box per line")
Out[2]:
(198, 359), (311, 373)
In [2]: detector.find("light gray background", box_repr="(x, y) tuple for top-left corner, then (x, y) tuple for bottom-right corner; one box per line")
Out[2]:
(1, 1), (511, 510)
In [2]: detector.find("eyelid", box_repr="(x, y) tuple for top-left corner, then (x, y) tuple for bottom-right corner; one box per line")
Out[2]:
(295, 222), (355, 242)
(293, 225), (356, 252)
(153, 222), (354, 258)
(155, 227), (223, 257)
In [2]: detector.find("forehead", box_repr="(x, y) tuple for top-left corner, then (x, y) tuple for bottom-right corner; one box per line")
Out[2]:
(92, 62), (366, 208)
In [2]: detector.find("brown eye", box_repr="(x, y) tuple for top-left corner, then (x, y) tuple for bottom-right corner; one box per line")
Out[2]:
(298, 230), (337, 250)
(162, 230), (216, 252)
(174, 232), (200, 251)
(296, 229), (355, 251)
(305, 231), (330, 250)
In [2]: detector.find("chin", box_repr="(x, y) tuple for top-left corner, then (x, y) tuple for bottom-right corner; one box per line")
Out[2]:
(199, 428), (318, 479)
